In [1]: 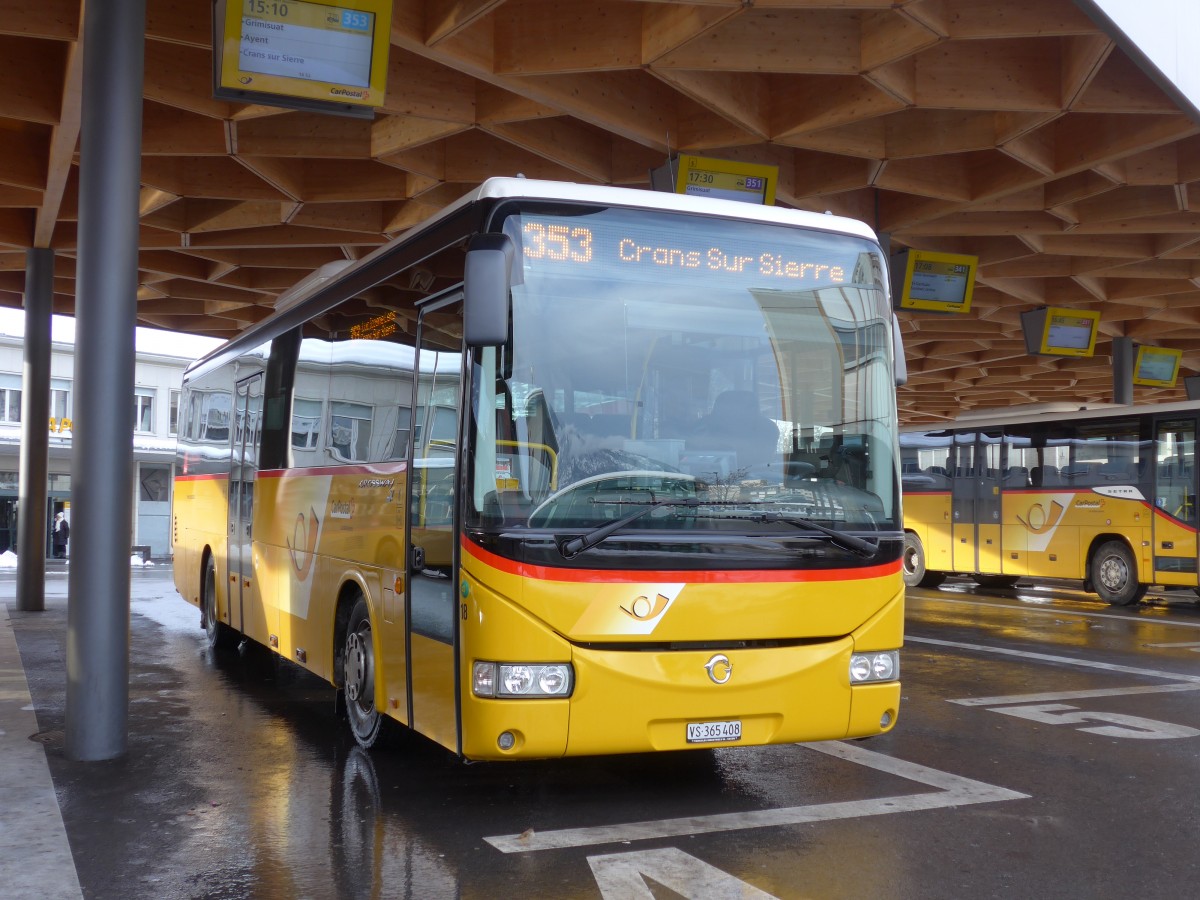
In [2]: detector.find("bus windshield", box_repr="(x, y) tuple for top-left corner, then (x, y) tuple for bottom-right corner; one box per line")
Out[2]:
(468, 205), (899, 540)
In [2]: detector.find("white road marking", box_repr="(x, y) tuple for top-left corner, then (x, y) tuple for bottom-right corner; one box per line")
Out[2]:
(911, 594), (1200, 629)
(906, 635), (1200, 683)
(984, 703), (1199, 739)
(589, 848), (777, 900)
(950, 682), (1200, 707)
(484, 740), (1028, 854)
(1144, 641), (1200, 651)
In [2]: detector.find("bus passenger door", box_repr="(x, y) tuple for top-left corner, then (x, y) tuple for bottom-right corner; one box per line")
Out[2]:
(227, 373), (263, 638)
(951, 432), (1003, 574)
(950, 433), (977, 572)
(1152, 416), (1198, 586)
(976, 431), (1004, 573)
(406, 296), (463, 753)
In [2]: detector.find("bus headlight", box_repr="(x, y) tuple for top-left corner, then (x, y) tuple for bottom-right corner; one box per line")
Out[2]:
(849, 651), (899, 684)
(473, 661), (573, 698)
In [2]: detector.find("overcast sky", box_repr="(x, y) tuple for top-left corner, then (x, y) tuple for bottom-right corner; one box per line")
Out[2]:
(0, 307), (224, 362)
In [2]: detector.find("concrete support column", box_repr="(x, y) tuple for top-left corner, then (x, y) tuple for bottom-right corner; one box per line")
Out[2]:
(1113, 336), (1134, 405)
(66, 0), (147, 762)
(16, 248), (53, 612)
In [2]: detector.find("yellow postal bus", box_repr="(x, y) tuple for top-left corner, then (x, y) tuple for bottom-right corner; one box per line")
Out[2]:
(901, 401), (1200, 605)
(172, 178), (905, 758)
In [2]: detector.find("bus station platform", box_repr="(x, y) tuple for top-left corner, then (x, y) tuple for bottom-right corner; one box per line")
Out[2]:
(0, 563), (82, 899)
(5, 564), (1200, 899)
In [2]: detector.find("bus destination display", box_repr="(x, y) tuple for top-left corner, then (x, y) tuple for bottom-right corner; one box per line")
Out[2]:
(519, 216), (854, 288)
(217, 0), (391, 109)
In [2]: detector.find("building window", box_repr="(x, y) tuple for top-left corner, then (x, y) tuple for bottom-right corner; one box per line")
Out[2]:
(139, 465), (170, 502)
(51, 380), (71, 420)
(0, 374), (21, 424)
(291, 398), (322, 449)
(134, 390), (155, 433)
(329, 401), (373, 462)
(169, 390), (180, 436)
(389, 406), (412, 459)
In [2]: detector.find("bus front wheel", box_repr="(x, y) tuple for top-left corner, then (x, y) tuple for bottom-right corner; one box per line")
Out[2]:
(343, 595), (385, 749)
(1091, 541), (1147, 606)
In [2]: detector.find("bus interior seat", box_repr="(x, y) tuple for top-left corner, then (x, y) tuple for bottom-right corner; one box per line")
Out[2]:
(1098, 460), (1133, 481)
(1003, 466), (1029, 488)
(688, 390), (780, 466)
(1030, 465), (1063, 487)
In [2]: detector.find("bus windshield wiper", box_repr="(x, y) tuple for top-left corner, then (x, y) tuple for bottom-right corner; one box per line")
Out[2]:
(556, 497), (700, 559)
(752, 511), (878, 558)
(685, 506), (878, 558)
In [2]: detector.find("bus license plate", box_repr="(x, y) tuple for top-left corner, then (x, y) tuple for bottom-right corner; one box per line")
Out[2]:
(686, 720), (742, 743)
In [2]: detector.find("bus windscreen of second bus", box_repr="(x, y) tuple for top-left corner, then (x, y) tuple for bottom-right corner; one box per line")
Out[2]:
(467, 206), (899, 541)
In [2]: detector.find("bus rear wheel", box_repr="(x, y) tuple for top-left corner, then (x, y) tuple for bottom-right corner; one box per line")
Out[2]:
(342, 595), (385, 749)
(201, 555), (237, 651)
(903, 533), (945, 588)
(1091, 541), (1147, 606)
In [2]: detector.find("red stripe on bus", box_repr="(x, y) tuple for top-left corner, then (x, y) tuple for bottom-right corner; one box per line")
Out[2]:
(174, 473), (228, 482)
(1152, 507), (1199, 534)
(257, 462), (409, 479)
(461, 535), (900, 583)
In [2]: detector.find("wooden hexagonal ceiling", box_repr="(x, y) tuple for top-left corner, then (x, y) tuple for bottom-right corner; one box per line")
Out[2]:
(1, 0), (1199, 424)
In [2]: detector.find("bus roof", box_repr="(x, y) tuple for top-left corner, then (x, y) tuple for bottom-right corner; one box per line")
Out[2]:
(444, 177), (880, 242)
(903, 398), (1200, 433)
(185, 177), (881, 378)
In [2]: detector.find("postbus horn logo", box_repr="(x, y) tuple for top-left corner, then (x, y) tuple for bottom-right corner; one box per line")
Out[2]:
(287, 506), (320, 580)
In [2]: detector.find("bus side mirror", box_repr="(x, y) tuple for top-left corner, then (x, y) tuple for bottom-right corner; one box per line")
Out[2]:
(464, 234), (514, 347)
(893, 313), (908, 387)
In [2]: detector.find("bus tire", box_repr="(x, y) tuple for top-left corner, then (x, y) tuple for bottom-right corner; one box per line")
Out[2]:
(903, 533), (945, 588)
(201, 554), (238, 652)
(971, 574), (1021, 589)
(1091, 540), (1147, 606)
(902, 533), (926, 587)
(342, 594), (385, 749)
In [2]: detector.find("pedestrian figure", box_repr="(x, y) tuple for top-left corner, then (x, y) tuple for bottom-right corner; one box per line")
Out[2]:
(52, 511), (70, 559)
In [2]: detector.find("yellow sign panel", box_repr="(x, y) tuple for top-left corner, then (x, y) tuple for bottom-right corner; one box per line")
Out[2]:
(217, 0), (391, 108)
(1040, 308), (1100, 357)
(897, 249), (977, 313)
(1132, 345), (1181, 387)
(674, 155), (777, 206)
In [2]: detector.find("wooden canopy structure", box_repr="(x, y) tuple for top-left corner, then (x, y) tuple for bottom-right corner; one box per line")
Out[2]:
(2, 0), (1199, 423)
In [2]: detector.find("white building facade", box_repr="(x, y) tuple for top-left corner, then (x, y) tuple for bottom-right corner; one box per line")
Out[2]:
(0, 328), (209, 560)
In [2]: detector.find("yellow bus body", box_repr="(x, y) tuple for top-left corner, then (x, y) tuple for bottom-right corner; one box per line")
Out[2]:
(175, 466), (903, 760)
(904, 487), (1195, 584)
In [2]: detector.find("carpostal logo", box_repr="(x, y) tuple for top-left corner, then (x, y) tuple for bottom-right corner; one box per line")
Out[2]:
(331, 88), (369, 100)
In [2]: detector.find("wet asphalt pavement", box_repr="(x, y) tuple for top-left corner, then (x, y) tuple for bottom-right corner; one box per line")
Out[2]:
(5, 567), (1200, 899)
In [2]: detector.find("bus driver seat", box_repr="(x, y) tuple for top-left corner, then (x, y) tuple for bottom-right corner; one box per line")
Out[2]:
(688, 390), (780, 469)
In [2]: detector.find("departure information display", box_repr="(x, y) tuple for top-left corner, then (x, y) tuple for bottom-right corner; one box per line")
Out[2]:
(238, 0), (373, 88)
(216, 0), (392, 109)
(673, 155), (778, 206)
(896, 249), (977, 313)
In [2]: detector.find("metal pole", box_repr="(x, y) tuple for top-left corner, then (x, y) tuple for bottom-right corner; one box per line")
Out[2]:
(1113, 336), (1134, 405)
(66, 0), (146, 762)
(16, 248), (53, 612)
